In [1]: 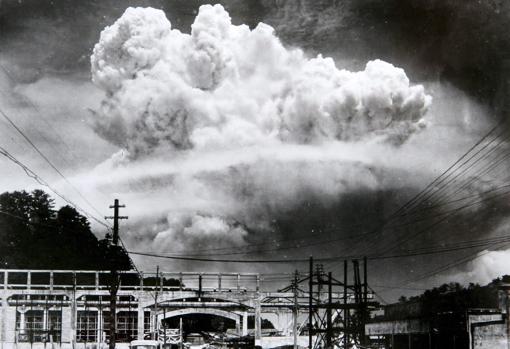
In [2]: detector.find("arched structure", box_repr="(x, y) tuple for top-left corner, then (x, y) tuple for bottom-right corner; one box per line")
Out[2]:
(155, 307), (248, 336)
(158, 308), (240, 323)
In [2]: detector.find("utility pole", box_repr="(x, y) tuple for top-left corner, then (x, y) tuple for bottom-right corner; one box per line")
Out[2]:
(293, 270), (299, 349)
(179, 318), (183, 349)
(363, 257), (368, 347)
(326, 272), (332, 349)
(105, 199), (128, 349)
(153, 266), (159, 340)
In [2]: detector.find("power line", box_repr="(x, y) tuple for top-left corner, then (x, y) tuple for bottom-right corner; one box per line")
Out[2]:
(0, 63), (76, 157)
(0, 144), (109, 229)
(371, 285), (429, 292)
(387, 119), (506, 220)
(409, 241), (510, 285)
(122, 122), (509, 260)
(0, 106), (108, 224)
(398, 131), (510, 220)
(0, 209), (57, 228)
(403, 127), (510, 211)
(344, 122), (510, 263)
(436, 151), (510, 206)
(160, 184), (510, 258)
(375, 185), (510, 257)
(368, 235), (510, 261)
(127, 251), (321, 263)
(368, 285), (388, 305)
(127, 232), (510, 264)
(376, 240), (510, 298)
(113, 120), (510, 262)
(0, 64), (115, 207)
(325, 181), (510, 271)
(148, 179), (510, 259)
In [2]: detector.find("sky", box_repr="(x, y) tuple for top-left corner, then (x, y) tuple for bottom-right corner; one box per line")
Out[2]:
(0, 0), (510, 301)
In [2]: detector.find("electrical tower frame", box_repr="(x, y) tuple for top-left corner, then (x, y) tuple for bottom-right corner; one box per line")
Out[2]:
(273, 256), (377, 349)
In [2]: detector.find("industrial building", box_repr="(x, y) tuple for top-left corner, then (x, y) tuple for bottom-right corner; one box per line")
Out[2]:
(0, 269), (267, 349)
(365, 284), (510, 349)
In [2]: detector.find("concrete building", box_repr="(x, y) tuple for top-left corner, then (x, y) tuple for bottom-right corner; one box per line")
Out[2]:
(0, 269), (267, 349)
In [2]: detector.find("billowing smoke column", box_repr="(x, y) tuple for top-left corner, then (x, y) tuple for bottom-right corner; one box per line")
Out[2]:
(89, 4), (435, 271)
(91, 4), (431, 157)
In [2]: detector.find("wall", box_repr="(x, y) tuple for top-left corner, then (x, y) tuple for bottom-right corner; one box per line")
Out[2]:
(472, 323), (506, 349)
(365, 319), (429, 336)
(256, 335), (310, 349)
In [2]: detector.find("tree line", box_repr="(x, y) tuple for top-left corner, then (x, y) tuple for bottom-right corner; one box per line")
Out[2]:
(0, 189), (131, 270)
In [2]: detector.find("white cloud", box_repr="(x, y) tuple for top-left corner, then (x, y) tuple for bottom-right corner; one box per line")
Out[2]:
(91, 5), (431, 157)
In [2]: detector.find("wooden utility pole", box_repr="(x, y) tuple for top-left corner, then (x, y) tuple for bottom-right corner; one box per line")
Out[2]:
(179, 318), (183, 349)
(153, 266), (159, 340)
(326, 272), (332, 349)
(293, 270), (299, 349)
(105, 199), (128, 349)
(343, 260), (349, 349)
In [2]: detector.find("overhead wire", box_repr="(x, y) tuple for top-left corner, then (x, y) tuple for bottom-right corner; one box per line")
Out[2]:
(399, 127), (510, 212)
(107, 119), (510, 261)
(375, 240), (510, 299)
(126, 231), (510, 264)
(324, 185), (510, 272)
(342, 120), (510, 263)
(81, 117), (510, 265)
(393, 138), (509, 222)
(0, 144), (110, 229)
(374, 184), (510, 257)
(436, 151), (510, 206)
(154, 183), (510, 258)
(386, 119), (506, 220)
(0, 85), (113, 225)
(0, 63), (77, 158)
(0, 107), (108, 221)
(0, 209), (58, 229)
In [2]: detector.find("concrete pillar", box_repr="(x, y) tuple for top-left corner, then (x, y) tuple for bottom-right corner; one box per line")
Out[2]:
(1, 292), (7, 349)
(235, 318), (240, 336)
(61, 302), (73, 345)
(18, 310), (26, 331)
(137, 305), (144, 340)
(505, 287), (510, 349)
(15, 307), (27, 348)
(242, 312), (248, 336)
(97, 309), (102, 349)
(70, 290), (77, 348)
(43, 309), (48, 332)
(4, 306), (17, 346)
(255, 299), (261, 340)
